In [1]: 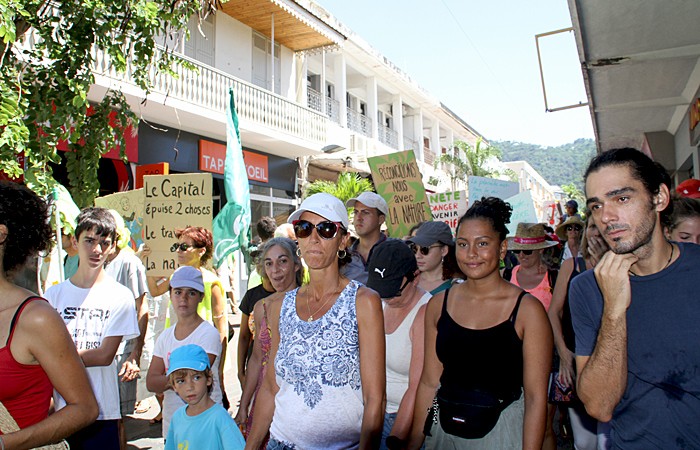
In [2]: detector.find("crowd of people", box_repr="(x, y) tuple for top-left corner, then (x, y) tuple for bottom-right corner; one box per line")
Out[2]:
(0, 146), (699, 450)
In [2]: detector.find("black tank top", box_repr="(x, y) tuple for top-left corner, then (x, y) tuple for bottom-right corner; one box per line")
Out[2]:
(562, 257), (586, 351)
(436, 288), (525, 399)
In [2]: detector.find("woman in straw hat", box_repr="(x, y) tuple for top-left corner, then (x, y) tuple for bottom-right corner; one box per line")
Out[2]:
(0, 181), (98, 448)
(408, 197), (552, 449)
(507, 223), (559, 312)
(245, 193), (385, 450)
(556, 216), (585, 261)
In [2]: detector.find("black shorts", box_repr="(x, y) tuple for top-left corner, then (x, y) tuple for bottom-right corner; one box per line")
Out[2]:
(66, 419), (119, 450)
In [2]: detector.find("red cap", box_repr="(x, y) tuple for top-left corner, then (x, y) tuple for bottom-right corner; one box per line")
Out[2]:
(676, 179), (700, 199)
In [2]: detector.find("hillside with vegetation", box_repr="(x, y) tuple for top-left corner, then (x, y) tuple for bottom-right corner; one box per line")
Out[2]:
(494, 138), (596, 191)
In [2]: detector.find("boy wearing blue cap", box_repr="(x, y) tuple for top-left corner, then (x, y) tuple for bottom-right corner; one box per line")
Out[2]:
(165, 344), (244, 450)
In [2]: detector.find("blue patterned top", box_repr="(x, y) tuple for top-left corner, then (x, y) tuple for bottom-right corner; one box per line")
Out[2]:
(270, 280), (364, 449)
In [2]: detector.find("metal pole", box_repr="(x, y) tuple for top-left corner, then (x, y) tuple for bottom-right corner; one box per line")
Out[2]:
(271, 13), (275, 93)
(53, 186), (65, 283)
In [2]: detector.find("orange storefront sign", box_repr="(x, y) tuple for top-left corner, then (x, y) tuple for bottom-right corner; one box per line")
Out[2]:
(198, 140), (268, 183)
(135, 163), (169, 189)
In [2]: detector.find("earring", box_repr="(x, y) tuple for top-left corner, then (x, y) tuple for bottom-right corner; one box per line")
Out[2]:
(296, 247), (302, 257)
(337, 249), (347, 259)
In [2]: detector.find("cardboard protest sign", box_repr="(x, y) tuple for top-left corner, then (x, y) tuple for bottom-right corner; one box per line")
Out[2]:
(468, 176), (519, 204)
(504, 190), (538, 236)
(143, 173), (213, 275)
(429, 190), (467, 233)
(95, 189), (146, 251)
(368, 150), (432, 238)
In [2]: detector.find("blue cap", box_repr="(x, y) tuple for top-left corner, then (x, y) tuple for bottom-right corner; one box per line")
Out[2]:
(170, 266), (204, 292)
(166, 344), (210, 376)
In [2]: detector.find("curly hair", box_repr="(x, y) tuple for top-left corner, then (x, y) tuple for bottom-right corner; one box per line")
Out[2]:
(456, 197), (513, 241)
(258, 237), (304, 287)
(175, 226), (213, 265)
(0, 181), (54, 275)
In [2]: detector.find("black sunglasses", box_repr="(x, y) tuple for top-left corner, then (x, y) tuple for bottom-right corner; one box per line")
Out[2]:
(170, 242), (192, 252)
(512, 249), (533, 255)
(293, 220), (343, 240)
(408, 243), (442, 256)
(566, 225), (583, 232)
(382, 273), (416, 300)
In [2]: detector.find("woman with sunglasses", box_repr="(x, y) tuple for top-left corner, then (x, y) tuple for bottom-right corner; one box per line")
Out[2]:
(548, 219), (610, 450)
(0, 181), (98, 449)
(408, 197), (552, 449)
(235, 237), (303, 445)
(556, 216), (585, 261)
(407, 221), (464, 295)
(144, 226), (228, 421)
(245, 193), (385, 450)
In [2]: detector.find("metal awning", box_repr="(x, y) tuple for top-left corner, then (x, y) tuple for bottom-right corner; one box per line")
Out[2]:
(568, 0), (700, 152)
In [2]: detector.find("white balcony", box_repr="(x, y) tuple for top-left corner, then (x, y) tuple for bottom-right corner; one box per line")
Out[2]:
(91, 45), (328, 145)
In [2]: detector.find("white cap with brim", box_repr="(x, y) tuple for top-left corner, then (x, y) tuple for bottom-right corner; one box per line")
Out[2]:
(288, 193), (350, 229)
(346, 192), (389, 216)
(170, 266), (204, 292)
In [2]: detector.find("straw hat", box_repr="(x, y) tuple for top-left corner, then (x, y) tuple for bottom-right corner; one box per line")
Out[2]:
(507, 223), (558, 250)
(555, 216), (585, 240)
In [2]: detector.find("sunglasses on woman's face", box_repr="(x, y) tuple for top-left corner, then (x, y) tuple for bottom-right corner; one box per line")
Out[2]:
(566, 225), (583, 232)
(170, 242), (192, 252)
(512, 249), (533, 255)
(408, 243), (441, 256)
(292, 220), (342, 240)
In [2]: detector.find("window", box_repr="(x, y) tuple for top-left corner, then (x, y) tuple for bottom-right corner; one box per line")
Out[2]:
(252, 31), (281, 94)
(184, 14), (215, 66)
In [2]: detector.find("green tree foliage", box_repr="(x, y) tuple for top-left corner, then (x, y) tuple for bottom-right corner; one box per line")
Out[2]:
(0, 0), (221, 206)
(435, 138), (502, 190)
(495, 138), (596, 191)
(304, 172), (374, 205)
(561, 182), (586, 206)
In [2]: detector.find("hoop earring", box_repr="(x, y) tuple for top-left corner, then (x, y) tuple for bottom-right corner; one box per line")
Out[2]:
(296, 247), (302, 257)
(337, 249), (347, 259)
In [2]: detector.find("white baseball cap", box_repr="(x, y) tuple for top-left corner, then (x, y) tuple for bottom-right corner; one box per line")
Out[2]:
(288, 193), (350, 229)
(346, 192), (389, 216)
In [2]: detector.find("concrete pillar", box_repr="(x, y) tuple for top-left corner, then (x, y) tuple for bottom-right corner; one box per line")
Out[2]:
(334, 54), (347, 127)
(393, 95), (403, 151)
(366, 76), (378, 139)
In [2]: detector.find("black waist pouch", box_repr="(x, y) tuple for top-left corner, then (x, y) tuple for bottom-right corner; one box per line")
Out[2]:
(436, 387), (520, 439)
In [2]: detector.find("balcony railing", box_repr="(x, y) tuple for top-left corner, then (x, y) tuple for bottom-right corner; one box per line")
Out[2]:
(307, 88), (340, 124)
(378, 125), (399, 150)
(403, 137), (418, 153)
(347, 108), (372, 137)
(92, 45), (327, 144)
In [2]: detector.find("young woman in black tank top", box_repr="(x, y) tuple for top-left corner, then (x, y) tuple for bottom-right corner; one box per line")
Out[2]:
(407, 197), (553, 450)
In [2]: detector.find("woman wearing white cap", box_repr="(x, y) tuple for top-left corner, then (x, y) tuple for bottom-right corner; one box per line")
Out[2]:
(245, 193), (385, 450)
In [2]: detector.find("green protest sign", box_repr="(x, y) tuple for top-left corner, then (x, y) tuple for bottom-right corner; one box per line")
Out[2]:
(368, 150), (432, 238)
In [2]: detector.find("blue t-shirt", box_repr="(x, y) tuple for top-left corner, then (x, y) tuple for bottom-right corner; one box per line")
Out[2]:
(165, 403), (244, 450)
(570, 242), (700, 449)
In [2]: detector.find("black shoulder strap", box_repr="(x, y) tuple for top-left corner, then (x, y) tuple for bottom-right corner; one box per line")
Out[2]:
(441, 287), (451, 315)
(509, 291), (528, 324)
(575, 256), (586, 272)
(547, 269), (558, 288)
(7, 296), (43, 346)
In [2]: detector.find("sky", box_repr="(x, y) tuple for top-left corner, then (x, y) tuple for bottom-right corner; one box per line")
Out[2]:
(317, 0), (594, 147)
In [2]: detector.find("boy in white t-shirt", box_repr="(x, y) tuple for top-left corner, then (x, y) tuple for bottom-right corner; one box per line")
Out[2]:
(45, 207), (139, 450)
(147, 266), (223, 438)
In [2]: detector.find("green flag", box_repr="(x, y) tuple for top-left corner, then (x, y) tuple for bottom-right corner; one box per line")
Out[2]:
(212, 89), (251, 268)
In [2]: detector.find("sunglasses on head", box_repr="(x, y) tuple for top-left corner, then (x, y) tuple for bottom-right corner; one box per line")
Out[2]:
(170, 242), (193, 252)
(512, 249), (533, 255)
(292, 220), (343, 240)
(566, 225), (582, 232)
(408, 243), (442, 256)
